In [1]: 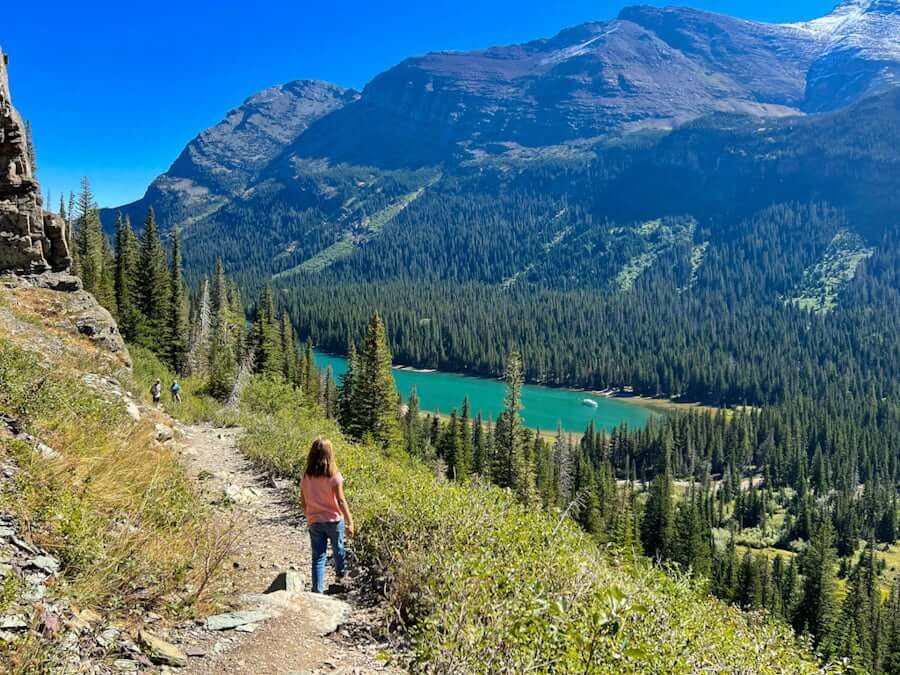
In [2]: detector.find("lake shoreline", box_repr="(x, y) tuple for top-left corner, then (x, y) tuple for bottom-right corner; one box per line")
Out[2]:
(320, 349), (720, 415)
(315, 349), (720, 434)
(586, 391), (721, 416)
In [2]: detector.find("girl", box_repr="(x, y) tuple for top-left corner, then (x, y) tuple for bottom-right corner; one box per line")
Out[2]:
(300, 437), (355, 594)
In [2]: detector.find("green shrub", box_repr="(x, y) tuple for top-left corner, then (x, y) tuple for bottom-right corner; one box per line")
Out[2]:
(238, 377), (817, 673)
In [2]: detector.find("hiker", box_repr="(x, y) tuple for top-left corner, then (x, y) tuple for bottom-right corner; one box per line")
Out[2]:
(150, 378), (162, 406)
(170, 380), (182, 403)
(300, 437), (355, 594)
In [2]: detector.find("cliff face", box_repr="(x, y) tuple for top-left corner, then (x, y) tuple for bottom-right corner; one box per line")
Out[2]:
(0, 49), (70, 275)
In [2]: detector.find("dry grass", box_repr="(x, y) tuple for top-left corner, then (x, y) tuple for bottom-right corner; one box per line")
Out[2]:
(0, 328), (233, 618)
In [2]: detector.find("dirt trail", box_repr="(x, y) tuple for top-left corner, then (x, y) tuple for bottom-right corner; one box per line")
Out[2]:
(170, 423), (396, 675)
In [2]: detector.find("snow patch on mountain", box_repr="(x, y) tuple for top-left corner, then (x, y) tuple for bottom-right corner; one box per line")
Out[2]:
(788, 0), (900, 61)
(538, 29), (618, 66)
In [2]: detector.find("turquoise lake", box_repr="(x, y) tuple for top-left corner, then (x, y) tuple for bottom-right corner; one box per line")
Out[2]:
(314, 352), (658, 434)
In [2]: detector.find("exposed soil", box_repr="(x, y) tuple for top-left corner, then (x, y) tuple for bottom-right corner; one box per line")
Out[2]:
(170, 423), (397, 675)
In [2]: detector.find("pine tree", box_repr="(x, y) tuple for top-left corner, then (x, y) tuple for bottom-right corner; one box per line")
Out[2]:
(323, 365), (338, 419)
(99, 234), (117, 317)
(355, 312), (401, 449)
(251, 283), (283, 378)
(279, 313), (298, 383)
(338, 341), (362, 438)
(168, 230), (190, 373)
(227, 280), (245, 363)
(440, 409), (463, 479)
(613, 481), (640, 551)
(641, 434), (676, 561)
(207, 258), (238, 399)
(493, 351), (537, 503)
(782, 558), (801, 622)
(74, 177), (105, 300)
(186, 277), (212, 376)
(836, 543), (883, 672)
(737, 551), (764, 609)
(713, 526), (740, 603)
(571, 450), (602, 536)
(533, 432), (556, 508)
(403, 386), (423, 457)
(303, 338), (319, 404)
(457, 398), (474, 478)
(429, 415), (441, 449)
(553, 425), (574, 510)
(66, 192), (79, 276)
(136, 208), (172, 357)
(794, 516), (839, 655)
(472, 413), (489, 478)
(674, 490), (712, 577)
(114, 213), (142, 342)
(885, 578), (900, 674)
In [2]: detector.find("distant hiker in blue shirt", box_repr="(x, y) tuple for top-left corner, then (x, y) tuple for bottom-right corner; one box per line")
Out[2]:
(170, 380), (182, 404)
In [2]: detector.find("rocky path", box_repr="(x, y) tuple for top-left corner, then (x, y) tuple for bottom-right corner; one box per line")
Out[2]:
(170, 423), (396, 675)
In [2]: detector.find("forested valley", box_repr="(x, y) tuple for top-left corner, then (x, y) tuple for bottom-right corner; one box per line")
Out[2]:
(64, 162), (900, 671)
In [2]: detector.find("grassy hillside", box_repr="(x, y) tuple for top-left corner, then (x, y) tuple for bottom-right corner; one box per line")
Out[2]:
(0, 287), (230, 672)
(235, 376), (818, 673)
(788, 229), (875, 313)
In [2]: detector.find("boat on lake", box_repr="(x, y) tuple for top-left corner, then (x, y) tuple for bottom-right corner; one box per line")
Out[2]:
(582, 398), (599, 408)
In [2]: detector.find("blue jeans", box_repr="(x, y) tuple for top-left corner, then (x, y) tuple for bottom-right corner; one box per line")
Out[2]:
(308, 520), (346, 593)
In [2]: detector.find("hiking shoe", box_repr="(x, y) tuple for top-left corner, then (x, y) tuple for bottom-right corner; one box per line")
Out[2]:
(325, 582), (349, 595)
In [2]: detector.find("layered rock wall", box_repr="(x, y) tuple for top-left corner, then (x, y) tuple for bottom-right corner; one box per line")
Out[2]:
(0, 49), (70, 274)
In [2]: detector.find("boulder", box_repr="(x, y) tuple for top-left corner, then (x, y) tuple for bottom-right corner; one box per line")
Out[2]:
(184, 645), (207, 658)
(204, 609), (272, 631)
(266, 570), (304, 594)
(154, 424), (175, 443)
(67, 292), (129, 360)
(34, 441), (59, 460)
(253, 591), (350, 636)
(125, 401), (141, 421)
(97, 626), (120, 647)
(29, 554), (60, 574)
(223, 483), (259, 505)
(26, 271), (81, 292)
(138, 630), (188, 668)
(76, 608), (102, 625)
(0, 614), (29, 630)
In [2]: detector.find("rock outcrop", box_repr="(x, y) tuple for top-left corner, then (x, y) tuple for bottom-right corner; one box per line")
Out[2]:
(0, 274), (130, 366)
(0, 48), (71, 275)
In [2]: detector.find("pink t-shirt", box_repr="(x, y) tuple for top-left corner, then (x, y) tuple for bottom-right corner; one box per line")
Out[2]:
(301, 473), (344, 524)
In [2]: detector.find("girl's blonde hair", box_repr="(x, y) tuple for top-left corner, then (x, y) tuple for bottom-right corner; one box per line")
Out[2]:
(305, 437), (339, 478)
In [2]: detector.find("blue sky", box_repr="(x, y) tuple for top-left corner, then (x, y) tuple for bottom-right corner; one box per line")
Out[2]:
(3, 0), (836, 207)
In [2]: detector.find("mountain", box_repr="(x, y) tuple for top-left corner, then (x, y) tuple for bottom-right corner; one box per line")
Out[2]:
(110, 80), (357, 231)
(103, 0), (900, 290)
(289, 7), (814, 168)
(793, 0), (900, 110)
